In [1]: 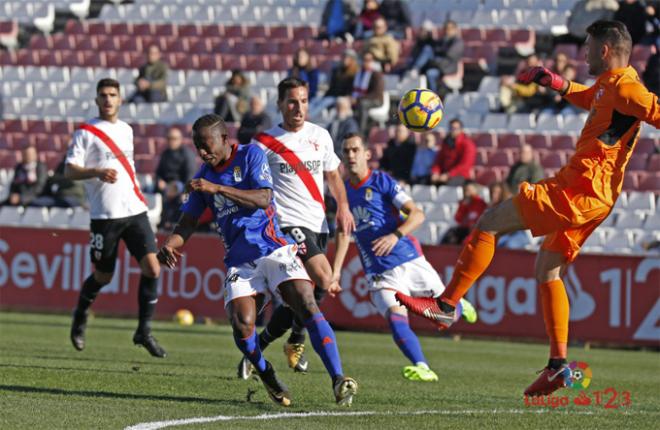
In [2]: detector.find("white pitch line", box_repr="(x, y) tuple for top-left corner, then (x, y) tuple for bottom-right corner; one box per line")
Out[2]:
(125, 408), (599, 430)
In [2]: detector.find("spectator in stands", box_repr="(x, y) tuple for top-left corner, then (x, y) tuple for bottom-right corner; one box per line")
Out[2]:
(643, 38), (659, 95)
(488, 181), (510, 207)
(362, 17), (400, 72)
(155, 127), (197, 195)
(309, 49), (360, 118)
(560, 0), (619, 45)
(31, 157), (85, 208)
(551, 52), (570, 75)
(379, 124), (416, 182)
(505, 144), (544, 193)
(4, 146), (47, 206)
(289, 48), (320, 98)
(614, 0), (659, 45)
(430, 119), (475, 186)
(319, 0), (357, 41)
(128, 45), (168, 103)
(159, 181), (184, 231)
(214, 70), (251, 123)
(237, 95), (272, 145)
(379, 0), (413, 40)
(440, 180), (487, 245)
(499, 54), (545, 113)
(355, 0), (382, 39)
(327, 97), (359, 155)
(414, 20), (464, 94)
(410, 132), (439, 185)
(352, 51), (385, 134)
(407, 20), (436, 73)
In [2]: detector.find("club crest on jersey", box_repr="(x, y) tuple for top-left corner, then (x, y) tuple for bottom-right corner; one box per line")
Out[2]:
(307, 139), (320, 151)
(594, 87), (604, 102)
(233, 166), (242, 182)
(365, 188), (373, 201)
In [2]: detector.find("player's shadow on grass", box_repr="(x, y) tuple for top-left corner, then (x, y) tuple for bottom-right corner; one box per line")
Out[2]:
(0, 384), (260, 406)
(0, 363), (238, 380)
(1, 318), (225, 336)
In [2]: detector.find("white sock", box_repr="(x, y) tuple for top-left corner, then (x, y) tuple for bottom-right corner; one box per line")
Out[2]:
(415, 362), (429, 370)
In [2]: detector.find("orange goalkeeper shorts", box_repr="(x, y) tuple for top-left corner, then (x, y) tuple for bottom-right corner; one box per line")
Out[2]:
(512, 178), (612, 262)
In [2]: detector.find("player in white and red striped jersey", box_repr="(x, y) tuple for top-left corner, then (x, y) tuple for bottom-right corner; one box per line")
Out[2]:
(237, 78), (355, 377)
(65, 78), (165, 358)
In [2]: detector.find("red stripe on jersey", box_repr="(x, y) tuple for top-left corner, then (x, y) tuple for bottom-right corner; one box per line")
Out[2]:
(79, 123), (147, 206)
(255, 132), (326, 211)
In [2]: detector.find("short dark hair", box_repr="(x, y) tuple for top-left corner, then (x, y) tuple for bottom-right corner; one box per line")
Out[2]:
(277, 77), (308, 102)
(586, 20), (632, 57)
(343, 132), (367, 149)
(449, 118), (463, 128)
(192, 114), (228, 138)
(96, 78), (120, 94)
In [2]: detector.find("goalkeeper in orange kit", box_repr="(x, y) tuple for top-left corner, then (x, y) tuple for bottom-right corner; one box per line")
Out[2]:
(396, 20), (660, 397)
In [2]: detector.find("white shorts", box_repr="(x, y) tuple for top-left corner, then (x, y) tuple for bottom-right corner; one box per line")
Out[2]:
(223, 245), (311, 308)
(368, 256), (446, 316)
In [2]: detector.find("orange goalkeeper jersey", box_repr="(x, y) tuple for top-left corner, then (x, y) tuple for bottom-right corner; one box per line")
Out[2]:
(560, 66), (660, 206)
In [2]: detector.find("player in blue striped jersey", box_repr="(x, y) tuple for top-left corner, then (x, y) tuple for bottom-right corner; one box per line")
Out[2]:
(158, 115), (357, 406)
(333, 134), (477, 381)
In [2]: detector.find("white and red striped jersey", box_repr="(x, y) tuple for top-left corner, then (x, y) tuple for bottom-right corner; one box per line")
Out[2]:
(253, 122), (340, 234)
(65, 118), (147, 220)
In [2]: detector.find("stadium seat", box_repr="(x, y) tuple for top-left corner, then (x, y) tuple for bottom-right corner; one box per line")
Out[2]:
(0, 205), (24, 225)
(627, 191), (656, 213)
(412, 222), (437, 245)
(604, 231), (633, 253)
(70, 208), (90, 228)
(436, 186), (463, 203)
(411, 184), (436, 202)
(615, 211), (645, 229)
(638, 173), (660, 192)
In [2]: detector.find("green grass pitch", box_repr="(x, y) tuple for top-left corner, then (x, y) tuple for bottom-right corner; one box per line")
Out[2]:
(1, 311), (658, 429)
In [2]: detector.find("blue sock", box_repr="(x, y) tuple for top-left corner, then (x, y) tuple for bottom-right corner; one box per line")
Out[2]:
(305, 312), (343, 379)
(388, 313), (427, 366)
(233, 329), (267, 373)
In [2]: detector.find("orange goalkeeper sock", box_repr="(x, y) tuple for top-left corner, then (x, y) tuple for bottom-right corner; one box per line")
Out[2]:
(539, 279), (569, 359)
(440, 229), (496, 307)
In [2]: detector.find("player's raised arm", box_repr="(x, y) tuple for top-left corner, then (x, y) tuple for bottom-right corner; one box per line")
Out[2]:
(515, 66), (600, 111)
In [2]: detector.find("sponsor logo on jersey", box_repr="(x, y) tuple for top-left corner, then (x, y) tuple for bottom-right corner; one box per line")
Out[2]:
(352, 206), (375, 233)
(233, 166), (242, 182)
(259, 162), (272, 183)
(278, 159), (321, 175)
(103, 150), (133, 161)
(213, 193), (239, 218)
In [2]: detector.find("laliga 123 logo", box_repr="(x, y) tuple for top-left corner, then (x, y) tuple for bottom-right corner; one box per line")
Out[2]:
(568, 361), (592, 389)
(524, 360), (632, 410)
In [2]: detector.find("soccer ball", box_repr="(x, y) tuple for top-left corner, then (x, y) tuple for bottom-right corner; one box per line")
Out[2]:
(174, 309), (194, 326)
(397, 88), (444, 132)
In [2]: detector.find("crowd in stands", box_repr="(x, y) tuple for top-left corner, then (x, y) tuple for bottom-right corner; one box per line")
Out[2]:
(1, 0), (659, 252)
